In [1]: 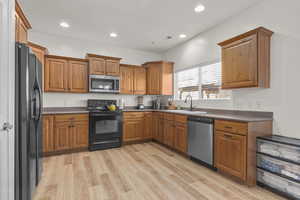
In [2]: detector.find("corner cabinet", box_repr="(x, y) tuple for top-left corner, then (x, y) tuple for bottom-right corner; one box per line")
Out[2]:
(214, 120), (272, 186)
(120, 64), (146, 95)
(44, 55), (88, 93)
(144, 61), (174, 95)
(86, 54), (122, 76)
(218, 27), (273, 89)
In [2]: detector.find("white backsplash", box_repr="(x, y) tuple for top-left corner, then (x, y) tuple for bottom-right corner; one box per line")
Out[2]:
(43, 93), (157, 108)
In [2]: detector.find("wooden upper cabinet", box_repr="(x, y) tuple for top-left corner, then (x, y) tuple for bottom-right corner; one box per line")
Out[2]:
(218, 27), (273, 89)
(68, 60), (88, 93)
(45, 57), (68, 92)
(15, 1), (31, 44)
(120, 65), (134, 94)
(144, 61), (174, 95)
(134, 67), (146, 95)
(120, 64), (146, 95)
(86, 54), (122, 76)
(45, 55), (88, 93)
(28, 42), (48, 91)
(89, 57), (106, 75)
(106, 60), (120, 76)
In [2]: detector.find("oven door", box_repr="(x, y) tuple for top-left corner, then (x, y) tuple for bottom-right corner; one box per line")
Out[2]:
(89, 75), (120, 93)
(89, 113), (122, 147)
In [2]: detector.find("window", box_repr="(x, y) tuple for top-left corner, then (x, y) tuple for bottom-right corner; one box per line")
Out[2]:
(175, 62), (231, 100)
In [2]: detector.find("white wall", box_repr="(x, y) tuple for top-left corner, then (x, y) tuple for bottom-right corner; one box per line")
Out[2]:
(163, 0), (300, 139)
(28, 31), (162, 107)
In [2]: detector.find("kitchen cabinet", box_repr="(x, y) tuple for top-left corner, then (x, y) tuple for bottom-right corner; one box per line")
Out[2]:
(174, 115), (188, 153)
(123, 112), (144, 143)
(43, 114), (89, 155)
(214, 119), (272, 186)
(42, 115), (54, 153)
(86, 54), (122, 76)
(218, 27), (273, 89)
(45, 55), (88, 93)
(134, 67), (147, 95)
(28, 42), (48, 91)
(120, 64), (146, 95)
(215, 131), (247, 181)
(163, 113), (175, 147)
(68, 60), (88, 93)
(143, 112), (153, 140)
(152, 112), (164, 143)
(15, 1), (31, 44)
(120, 65), (135, 94)
(144, 61), (174, 95)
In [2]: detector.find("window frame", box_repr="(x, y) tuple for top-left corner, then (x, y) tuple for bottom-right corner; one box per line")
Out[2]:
(174, 60), (231, 101)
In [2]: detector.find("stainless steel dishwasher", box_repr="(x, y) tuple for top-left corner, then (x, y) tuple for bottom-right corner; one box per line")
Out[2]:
(188, 116), (214, 167)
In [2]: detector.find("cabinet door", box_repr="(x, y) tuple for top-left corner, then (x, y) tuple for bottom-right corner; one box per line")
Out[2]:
(89, 57), (106, 75)
(68, 60), (88, 93)
(147, 65), (161, 95)
(120, 66), (134, 94)
(43, 115), (54, 153)
(143, 113), (153, 139)
(123, 119), (144, 142)
(158, 117), (164, 143)
(161, 63), (173, 95)
(163, 120), (174, 147)
(106, 60), (120, 76)
(54, 122), (72, 151)
(134, 67), (146, 95)
(174, 123), (187, 153)
(45, 58), (68, 92)
(71, 121), (89, 148)
(221, 34), (258, 89)
(215, 131), (247, 181)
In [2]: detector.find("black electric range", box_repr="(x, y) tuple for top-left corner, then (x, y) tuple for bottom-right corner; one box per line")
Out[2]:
(87, 99), (123, 151)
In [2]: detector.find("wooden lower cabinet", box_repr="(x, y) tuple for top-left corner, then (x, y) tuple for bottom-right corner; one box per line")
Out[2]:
(163, 119), (174, 147)
(43, 115), (54, 153)
(72, 121), (89, 148)
(215, 131), (246, 181)
(174, 122), (187, 153)
(123, 112), (144, 142)
(54, 121), (72, 151)
(214, 120), (272, 186)
(143, 112), (153, 140)
(42, 114), (89, 155)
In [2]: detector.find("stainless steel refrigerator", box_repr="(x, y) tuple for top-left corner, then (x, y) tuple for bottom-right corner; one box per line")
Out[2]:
(15, 43), (43, 200)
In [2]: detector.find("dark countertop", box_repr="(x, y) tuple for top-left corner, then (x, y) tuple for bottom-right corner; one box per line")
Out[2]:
(43, 107), (273, 122)
(43, 107), (89, 115)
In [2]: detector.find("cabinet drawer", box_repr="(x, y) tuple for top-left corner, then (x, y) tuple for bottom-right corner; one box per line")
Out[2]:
(55, 114), (88, 122)
(215, 120), (247, 135)
(164, 113), (174, 121)
(123, 112), (144, 120)
(174, 114), (187, 123)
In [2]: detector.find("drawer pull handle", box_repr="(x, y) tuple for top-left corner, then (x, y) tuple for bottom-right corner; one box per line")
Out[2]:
(225, 126), (232, 129)
(224, 134), (233, 138)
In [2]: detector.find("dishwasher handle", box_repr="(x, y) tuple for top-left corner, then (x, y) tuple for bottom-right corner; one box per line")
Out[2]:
(188, 116), (214, 124)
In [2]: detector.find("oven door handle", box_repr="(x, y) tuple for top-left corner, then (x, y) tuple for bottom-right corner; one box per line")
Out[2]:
(90, 113), (121, 117)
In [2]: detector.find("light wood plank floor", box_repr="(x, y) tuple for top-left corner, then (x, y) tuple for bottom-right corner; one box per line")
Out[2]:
(34, 142), (286, 200)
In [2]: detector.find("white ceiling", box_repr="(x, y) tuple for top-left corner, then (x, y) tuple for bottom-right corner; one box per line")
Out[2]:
(19, 0), (260, 53)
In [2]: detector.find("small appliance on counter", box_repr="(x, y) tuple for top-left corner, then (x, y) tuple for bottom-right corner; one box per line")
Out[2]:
(152, 97), (161, 110)
(137, 96), (145, 110)
(87, 99), (123, 151)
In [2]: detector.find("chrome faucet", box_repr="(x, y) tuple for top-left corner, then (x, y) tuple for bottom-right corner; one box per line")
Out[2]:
(184, 95), (193, 111)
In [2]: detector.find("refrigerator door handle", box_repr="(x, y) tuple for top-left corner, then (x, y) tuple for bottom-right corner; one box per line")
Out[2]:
(36, 85), (42, 122)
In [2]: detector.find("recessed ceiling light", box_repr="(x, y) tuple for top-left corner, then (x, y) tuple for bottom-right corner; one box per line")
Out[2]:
(179, 34), (187, 38)
(110, 32), (118, 38)
(194, 4), (205, 13)
(60, 21), (70, 28)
